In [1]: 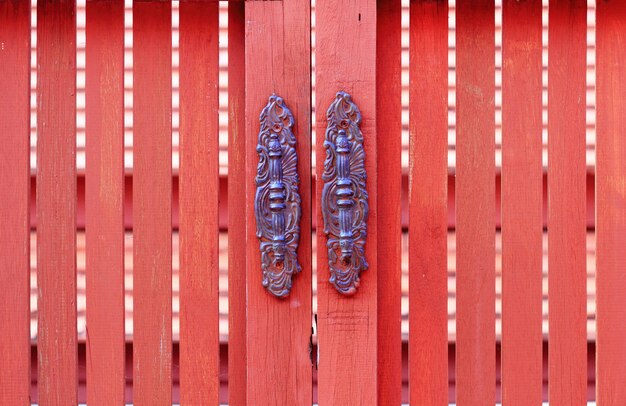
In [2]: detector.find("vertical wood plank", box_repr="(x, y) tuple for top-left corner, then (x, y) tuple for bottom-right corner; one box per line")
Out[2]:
(377, 1), (402, 404)
(548, 1), (587, 404)
(0, 1), (30, 403)
(455, 1), (496, 404)
(228, 2), (246, 405)
(85, 1), (125, 404)
(179, 2), (220, 404)
(316, 0), (377, 404)
(244, 1), (312, 404)
(501, 1), (543, 404)
(132, 2), (172, 404)
(36, 1), (78, 403)
(408, 1), (448, 404)
(596, 2), (626, 404)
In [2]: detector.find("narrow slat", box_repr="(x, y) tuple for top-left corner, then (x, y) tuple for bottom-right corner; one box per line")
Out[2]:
(316, 0), (378, 403)
(36, 0), (78, 403)
(547, 2), (587, 404)
(132, 2), (172, 404)
(596, 2), (626, 404)
(179, 2), (220, 404)
(500, 1), (543, 404)
(377, 1), (402, 403)
(227, 2), (246, 405)
(455, 1), (496, 404)
(408, 1), (448, 404)
(0, 1), (30, 403)
(244, 1), (312, 404)
(85, 1), (125, 404)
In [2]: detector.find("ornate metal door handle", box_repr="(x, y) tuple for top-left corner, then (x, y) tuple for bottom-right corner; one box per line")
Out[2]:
(255, 95), (302, 298)
(321, 91), (369, 296)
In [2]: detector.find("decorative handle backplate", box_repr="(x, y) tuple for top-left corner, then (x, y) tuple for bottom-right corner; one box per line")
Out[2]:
(321, 91), (369, 296)
(255, 95), (302, 298)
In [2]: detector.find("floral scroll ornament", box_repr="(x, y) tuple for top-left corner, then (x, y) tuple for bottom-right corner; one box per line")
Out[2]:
(321, 91), (369, 296)
(255, 95), (302, 298)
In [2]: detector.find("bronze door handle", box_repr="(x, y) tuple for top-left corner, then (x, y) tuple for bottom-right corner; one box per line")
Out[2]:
(254, 95), (302, 298)
(321, 91), (369, 296)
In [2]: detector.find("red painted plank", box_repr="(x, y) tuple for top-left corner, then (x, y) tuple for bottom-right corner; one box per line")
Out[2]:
(501, 1), (543, 404)
(377, 1), (402, 404)
(227, 2), (246, 405)
(0, 1), (30, 404)
(179, 2), (220, 404)
(548, 1), (587, 405)
(36, 0), (78, 403)
(316, 0), (377, 404)
(85, 1), (125, 404)
(596, 2), (626, 404)
(244, 1), (312, 405)
(408, 1), (448, 404)
(132, 2), (172, 404)
(455, 1), (496, 404)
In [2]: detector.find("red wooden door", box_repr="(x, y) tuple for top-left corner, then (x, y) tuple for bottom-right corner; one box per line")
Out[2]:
(3, 1), (626, 405)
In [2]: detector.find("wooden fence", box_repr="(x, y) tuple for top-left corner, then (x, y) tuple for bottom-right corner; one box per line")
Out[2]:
(0, 0), (625, 405)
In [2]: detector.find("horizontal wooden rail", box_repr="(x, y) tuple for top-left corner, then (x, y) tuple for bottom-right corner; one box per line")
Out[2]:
(23, 172), (600, 231)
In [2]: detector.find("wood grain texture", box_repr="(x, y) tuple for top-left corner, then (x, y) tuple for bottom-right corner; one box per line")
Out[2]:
(179, 2), (220, 405)
(455, 1), (496, 404)
(228, 2), (246, 405)
(0, 1), (30, 403)
(36, 1), (78, 404)
(316, 0), (377, 404)
(85, 1), (125, 404)
(596, 2), (626, 404)
(501, 1), (543, 405)
(377, 1), (402, 404)
(408, 1), (448, 404)
(548, 2), (587, 405)
(132, 2), (172, 404)
(244, 1), (312, 404)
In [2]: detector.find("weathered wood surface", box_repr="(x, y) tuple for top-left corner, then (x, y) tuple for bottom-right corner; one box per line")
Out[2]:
(132, 2), (172, 404)
(85, 1), (125, 404)
(455, 1), (496, 404)
(0, 1), (31, 403)
(228, 1), (247, 405)
(179, 2), (220, 404)
(596, 1), (626, 404)
(548, 1), (588, 405)
(316, 0), (378, 403)
(245, 0), (312, 404)
(377, 0), (402, 404)
(36, 0), (78, 404)
(501, 1), (543, 405)
(408, 1), (448, 404)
